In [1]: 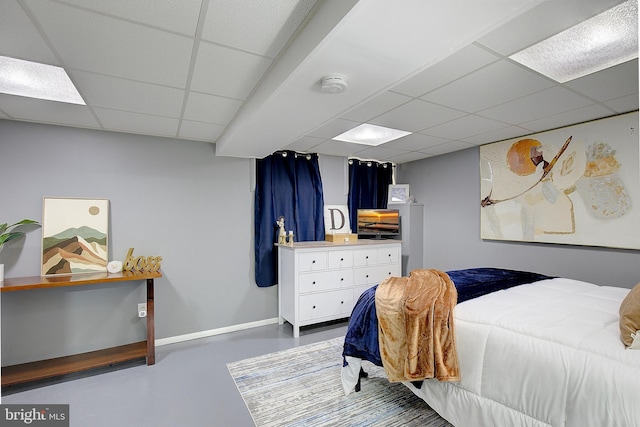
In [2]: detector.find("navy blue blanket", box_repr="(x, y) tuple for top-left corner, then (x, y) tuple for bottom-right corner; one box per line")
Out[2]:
(342, 268), (552, 366)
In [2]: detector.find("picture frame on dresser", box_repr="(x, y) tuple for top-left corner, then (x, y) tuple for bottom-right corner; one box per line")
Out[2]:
(388, 184), (409, 204)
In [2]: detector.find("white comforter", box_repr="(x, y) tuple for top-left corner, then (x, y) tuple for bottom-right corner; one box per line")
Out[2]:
(409, 278), (640, 427)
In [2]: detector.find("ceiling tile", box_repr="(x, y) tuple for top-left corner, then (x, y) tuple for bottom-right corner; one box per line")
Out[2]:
(57, 0), (202, 36)
(307, 118), (360, 139)
(564, 60), (639, 102)
(371, 99), (465, 132)
(70, 70), (185, 117)
(604, 94), (640, 113)
(311, 139), (370, 158)
(183, 92), (243, 124)
(387, 151), (432, 164)
(349, 145), (408, 161)
(340, 91), (412, 123)
(422, 60), (555, 113)
(462, 125), (535, 146)
(0, 0), (59, 65)
(519, 104), (617, 133)
(478, 86), (595, 124)
(284, 135), (326, 152)
(0, 94), (100, 128)
(201, 0), (317, 57)
(423, 114), (510, 140)
(391, 44), (500, 97)
(24, 0), (194, 87)
(382, 133), (451, 151)
(421, 141), (475, 156)
(178, 120), (225, 142)
(94, 107), (179, 137)
(190, 42), (273, 99)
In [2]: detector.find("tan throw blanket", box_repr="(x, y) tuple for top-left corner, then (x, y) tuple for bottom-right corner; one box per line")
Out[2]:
(375, 269), (459, 383)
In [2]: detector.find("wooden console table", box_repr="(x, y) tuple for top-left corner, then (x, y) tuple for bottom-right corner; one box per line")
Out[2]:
(1, 270), (161, 387)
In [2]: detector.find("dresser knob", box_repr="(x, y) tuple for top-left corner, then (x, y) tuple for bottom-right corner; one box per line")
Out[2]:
(312, 260), (316, 264)
(340, 278), (344, 281)
(366, 274), (369, 278)
(313, 305), (316, 309)
(312, 281), (316, 285)
(341, 301), (344, 304)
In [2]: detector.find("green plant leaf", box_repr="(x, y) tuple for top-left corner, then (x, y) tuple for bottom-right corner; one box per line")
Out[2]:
(0, 232), (25, 246)
(8, 219), (40, 228)
(0, 219), (40, 250)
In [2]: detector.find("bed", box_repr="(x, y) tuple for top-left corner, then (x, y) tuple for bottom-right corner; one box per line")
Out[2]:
(341, 268), (640, 427)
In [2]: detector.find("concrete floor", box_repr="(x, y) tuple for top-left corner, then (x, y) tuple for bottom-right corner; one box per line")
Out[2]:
(2, 320), (349, 427)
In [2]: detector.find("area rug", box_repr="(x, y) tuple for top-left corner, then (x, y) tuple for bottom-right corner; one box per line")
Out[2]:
(227, 336), (453, 427)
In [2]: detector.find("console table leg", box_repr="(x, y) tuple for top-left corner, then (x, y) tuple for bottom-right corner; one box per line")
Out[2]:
(147, 278), (155, 365)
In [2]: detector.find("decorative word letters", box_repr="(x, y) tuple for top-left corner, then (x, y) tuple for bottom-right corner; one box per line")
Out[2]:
(123, 248), (163, 272)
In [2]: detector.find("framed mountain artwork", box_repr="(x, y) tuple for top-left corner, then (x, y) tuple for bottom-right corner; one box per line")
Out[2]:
(480, 112), (639, 250)
(41, 197), (109, 275)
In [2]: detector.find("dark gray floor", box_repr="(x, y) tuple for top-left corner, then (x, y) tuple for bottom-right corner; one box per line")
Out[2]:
(2, 320), (348, 427)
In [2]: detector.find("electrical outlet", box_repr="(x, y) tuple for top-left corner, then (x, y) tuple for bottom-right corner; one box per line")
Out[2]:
(138, 303), (147, 318)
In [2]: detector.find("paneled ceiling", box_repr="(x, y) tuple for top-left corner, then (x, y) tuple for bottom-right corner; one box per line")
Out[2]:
(1, 0), (637, 163)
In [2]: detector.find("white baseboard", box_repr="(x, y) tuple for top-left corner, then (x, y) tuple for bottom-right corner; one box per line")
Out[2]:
(155, 317), (280, 347)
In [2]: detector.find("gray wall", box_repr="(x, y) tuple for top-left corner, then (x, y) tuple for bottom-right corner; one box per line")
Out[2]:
(0, 120), (349, 366)
(397, 147), (640, 289)
(319, 155), (348, 205)
(1, 120), (276, 365)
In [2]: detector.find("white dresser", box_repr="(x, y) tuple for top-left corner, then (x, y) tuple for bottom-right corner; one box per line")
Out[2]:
(277, 240), (401, 337)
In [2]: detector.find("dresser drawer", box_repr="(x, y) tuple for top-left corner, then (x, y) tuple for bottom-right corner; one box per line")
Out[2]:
(353, 248), (378, 266)
(298, 251), (328, 272)
(299, 289), (353, 321)
(354, 267), (374, 286)
(298, 270), (354, 294)
(328, 250), (354, 269)
(377, 246), (400, 264)
(355, 264), (400, 286)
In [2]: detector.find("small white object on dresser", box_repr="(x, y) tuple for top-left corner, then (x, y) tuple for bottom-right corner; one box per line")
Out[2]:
(277, 240), (401, 337)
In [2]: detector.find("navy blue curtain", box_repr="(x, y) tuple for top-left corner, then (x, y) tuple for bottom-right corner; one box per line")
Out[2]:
(347, 159), (393, 230)
(254, 151), (325, 287)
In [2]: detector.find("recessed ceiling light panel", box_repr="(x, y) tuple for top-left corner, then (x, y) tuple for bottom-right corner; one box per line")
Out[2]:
(0, 56), (85, 105)
(510, 0), (638, 83)
(332, 124), (411, 146)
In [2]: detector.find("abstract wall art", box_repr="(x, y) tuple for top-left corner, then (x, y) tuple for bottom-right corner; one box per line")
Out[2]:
(41, 197), (109, 275)
(480, 112), (639, 250)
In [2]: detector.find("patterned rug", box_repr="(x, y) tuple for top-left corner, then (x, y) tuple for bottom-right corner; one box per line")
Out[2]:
(227, 336), (453, 427)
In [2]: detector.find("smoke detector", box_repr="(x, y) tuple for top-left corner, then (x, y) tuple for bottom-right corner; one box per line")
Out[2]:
(321, 74), (348, 94)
